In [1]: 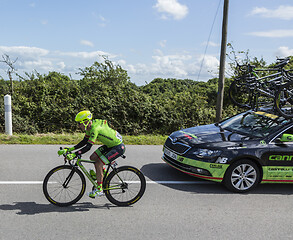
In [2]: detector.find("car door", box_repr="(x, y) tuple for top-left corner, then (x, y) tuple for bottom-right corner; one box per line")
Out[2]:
(265, 125), (293, 182)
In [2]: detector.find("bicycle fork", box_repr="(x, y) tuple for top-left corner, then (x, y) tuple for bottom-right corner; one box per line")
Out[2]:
(62, 169), (75, 188)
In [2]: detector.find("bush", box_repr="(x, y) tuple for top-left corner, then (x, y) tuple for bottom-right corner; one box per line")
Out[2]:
(0, 60), (238, 135)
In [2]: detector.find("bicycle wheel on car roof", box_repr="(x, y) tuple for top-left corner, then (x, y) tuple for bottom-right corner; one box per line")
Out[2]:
(43, 165), (86, 207)
(229, 78), (254, 109)
(275, 81), (293, 119)
(103, 166), (146, 206)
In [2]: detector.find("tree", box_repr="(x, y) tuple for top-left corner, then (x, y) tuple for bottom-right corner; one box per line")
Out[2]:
(0, 54), (18, 95)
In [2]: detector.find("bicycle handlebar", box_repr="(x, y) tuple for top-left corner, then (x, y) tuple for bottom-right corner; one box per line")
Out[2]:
(275, 58), (290, 69)
(59, 147), (81, 161)
(236, 58), (290, 75)
(236, 64), (256, 73)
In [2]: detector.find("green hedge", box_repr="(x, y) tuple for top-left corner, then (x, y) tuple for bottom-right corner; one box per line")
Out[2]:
(0, 60), (238, 135)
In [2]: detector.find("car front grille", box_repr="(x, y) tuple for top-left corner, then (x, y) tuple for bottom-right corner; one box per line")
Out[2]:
(163, 154), (191, 171)
(164, 137), (191, 155)
(163, 155), (212, 177)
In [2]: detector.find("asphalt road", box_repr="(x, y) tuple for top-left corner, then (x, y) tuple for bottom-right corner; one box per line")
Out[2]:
(1, 145), (293, 240)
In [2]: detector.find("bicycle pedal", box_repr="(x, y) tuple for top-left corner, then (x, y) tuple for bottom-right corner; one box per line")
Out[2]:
(87, 190), (104, 198)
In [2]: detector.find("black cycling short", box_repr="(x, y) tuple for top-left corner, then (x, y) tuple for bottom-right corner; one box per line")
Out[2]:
(94, 143), (125, 165)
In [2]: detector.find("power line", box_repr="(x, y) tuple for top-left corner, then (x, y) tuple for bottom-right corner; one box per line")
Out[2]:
(197, 0), (222, 82)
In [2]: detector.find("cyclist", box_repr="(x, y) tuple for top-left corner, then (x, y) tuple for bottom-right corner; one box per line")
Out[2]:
(59, 110), (125, 198)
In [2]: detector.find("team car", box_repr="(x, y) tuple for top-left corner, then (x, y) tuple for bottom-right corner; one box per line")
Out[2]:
(162, 109), (293, 193)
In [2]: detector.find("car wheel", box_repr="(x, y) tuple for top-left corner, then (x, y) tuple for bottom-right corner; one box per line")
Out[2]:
(224, 159), (260, 193)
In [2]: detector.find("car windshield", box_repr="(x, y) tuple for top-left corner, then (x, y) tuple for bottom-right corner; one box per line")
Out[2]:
(220, 111), (289, 138)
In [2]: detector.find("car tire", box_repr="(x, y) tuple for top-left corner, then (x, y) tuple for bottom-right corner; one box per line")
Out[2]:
(224, 159), (260, 193)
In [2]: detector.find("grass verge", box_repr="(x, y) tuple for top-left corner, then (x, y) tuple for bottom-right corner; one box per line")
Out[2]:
(0, 133), (167, 145)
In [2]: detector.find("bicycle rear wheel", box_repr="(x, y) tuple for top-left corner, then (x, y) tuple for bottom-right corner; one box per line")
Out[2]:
(229, 78), (253, 108)
(104, 166), (146, 206)
(275, 81), (293, 118)
(43, 165), (86, 207)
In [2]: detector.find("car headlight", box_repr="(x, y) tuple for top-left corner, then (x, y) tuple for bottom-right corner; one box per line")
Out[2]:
(193, 149), (222, 159)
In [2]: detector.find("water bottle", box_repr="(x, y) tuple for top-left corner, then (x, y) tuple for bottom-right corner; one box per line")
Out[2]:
(89, 169), (96, 180)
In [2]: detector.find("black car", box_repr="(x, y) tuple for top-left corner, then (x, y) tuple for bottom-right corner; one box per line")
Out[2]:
(162, 109), (293, 192)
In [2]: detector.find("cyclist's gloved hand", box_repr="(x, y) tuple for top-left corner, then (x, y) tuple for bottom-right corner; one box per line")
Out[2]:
(58, 147), (75, 156)
(58, 148), (68, 156)
(66, 153), (76, 161)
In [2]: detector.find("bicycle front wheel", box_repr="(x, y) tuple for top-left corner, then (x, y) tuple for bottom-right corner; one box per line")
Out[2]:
(104, 166), (146, 206)
(229, 78), (253, 108)
(275, 81), (293, 118)
(43, 165), (86, 207)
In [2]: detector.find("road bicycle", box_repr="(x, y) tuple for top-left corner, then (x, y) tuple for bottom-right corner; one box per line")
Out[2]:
(43, 148), (146, 207)
(229, 58), (293, 117)
(275, 80), (293, 118)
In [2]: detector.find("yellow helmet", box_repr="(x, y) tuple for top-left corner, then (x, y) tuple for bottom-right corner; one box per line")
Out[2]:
(75, 110), (92, 128)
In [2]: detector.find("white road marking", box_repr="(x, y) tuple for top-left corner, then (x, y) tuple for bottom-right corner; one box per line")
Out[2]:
(144, 180), (213, 184)
(0, 180), (213, 185)
(0, 181), (44, 184)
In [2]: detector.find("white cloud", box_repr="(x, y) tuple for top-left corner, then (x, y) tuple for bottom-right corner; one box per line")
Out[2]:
(0, 45), (219, 85)
(121, 50), (219, 84)
(99, 14), (106, 27)
(202, 41), (220, 47)
(248, 29), (293, 38)
(276, 46), (293, 57)
(0, 46), (49, 58)
(57, 50), (116, 59)
(57, 61), (66, 70)
(0, 46), (118, 78)
(154, 0), (188, 20)
(20, 59), (54, 72)
(250, 5), (293, 20)
(159, 40), (167, 48)
(199, 55), (219, 70)
(80, 40), (94, 47)
(151, 52), (192, 76)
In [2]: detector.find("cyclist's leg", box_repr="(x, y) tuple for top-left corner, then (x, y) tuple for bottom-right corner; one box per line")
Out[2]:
(90, 143), (125, 181)
(90, 146), (109, 183)
(87, 146), (109, 198)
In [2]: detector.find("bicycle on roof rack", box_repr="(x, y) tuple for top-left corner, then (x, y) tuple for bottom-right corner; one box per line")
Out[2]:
(228, 58), (293, 118)
(43, 148), (146, 207)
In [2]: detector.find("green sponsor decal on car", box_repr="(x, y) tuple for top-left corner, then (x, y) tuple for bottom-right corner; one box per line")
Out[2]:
(269, 155), (293, 161)
(174, 155), (229, 182)
(262, 166), (293, 181)
(280, 134), (293, 142)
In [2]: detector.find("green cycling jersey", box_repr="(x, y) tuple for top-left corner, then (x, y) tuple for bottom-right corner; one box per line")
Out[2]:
(85, 119), (123, 148)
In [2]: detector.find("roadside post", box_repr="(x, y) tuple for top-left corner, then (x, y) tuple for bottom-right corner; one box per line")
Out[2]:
(4, 94), (12, 135)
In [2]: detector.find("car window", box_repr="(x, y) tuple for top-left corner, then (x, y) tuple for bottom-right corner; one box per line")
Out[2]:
(221, 111), (289, 138)
(273, 126), (293, 142)
(283, 127), (293, 135)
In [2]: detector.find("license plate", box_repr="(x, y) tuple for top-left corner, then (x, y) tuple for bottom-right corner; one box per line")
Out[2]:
(164, 148), (177, 160)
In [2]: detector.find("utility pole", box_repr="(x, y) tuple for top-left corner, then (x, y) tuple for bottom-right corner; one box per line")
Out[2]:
(216, 0), (229, 122)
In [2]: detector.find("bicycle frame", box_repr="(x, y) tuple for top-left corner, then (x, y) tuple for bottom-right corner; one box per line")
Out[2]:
(69, 158), (124, 191)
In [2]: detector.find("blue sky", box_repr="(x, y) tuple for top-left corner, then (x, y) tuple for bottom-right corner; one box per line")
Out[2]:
(1, 0), (293, 85)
